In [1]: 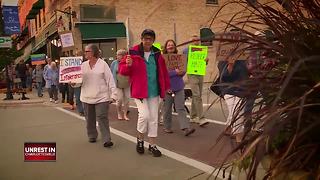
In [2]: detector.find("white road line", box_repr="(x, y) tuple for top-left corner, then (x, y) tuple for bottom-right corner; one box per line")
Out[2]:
(55, 107), (231, 179)
(184, 102), (212, 106)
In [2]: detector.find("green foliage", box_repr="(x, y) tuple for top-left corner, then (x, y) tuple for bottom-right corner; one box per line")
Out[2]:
(211, 0), (320, 179)
(0, 43), (22, 70)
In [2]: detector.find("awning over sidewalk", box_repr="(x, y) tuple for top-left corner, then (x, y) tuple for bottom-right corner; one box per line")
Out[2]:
(15, 42), (32, 64)
(76, 22), (126, 40)
(26, 0), (44, 20)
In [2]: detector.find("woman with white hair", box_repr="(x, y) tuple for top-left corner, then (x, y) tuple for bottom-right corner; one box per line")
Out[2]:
(44, 62), (59, 103)
(110, 49), (130, 121)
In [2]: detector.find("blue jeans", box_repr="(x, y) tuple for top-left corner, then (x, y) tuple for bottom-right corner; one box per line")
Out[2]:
(74, 87), (84, 113)
(26, 76), (32, 89)
(36, 82), (43, 96)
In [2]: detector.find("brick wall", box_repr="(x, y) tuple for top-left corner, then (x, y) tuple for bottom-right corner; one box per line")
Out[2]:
(70, 0), (247, 82)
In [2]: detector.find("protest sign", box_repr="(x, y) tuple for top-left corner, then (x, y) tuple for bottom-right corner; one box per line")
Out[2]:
(216, 32), (249, 62)
(186, 45), (208, 75)
(163, 54), (187, 72)
(59, 56), (82, 83)
(153, 43), (162, 51)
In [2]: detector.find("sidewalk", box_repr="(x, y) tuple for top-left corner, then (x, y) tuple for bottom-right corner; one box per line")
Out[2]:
(0, 89), (72, 108)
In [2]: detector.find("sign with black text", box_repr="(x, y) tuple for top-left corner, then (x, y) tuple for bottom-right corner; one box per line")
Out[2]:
(59, 56), (83, 83)
(163, 54), (187, 72)
(216, 32), (249, 62)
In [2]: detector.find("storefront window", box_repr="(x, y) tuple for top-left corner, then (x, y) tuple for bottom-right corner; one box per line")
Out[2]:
(82, 40), (117, 65)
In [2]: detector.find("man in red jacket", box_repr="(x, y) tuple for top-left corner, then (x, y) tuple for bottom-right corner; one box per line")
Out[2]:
(119, 29), (170, 157)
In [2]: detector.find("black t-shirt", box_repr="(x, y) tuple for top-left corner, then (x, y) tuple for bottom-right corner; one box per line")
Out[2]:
(15, 63), (27, 77)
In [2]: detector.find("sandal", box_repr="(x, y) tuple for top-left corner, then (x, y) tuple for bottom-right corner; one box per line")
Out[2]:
(118, 114), (124, 120)
(124, 116), (130, 121)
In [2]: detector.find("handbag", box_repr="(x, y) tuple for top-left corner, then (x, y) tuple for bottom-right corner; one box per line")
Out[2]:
(13, 78), (21, 83)
(210, 76), (223, 98)
(116, 74), (129, 88)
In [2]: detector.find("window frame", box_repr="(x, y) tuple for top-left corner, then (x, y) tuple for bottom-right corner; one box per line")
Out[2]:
(206, 0), (218, 5)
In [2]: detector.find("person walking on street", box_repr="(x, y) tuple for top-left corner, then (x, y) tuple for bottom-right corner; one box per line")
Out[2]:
(81, 44), (117, 148)
(33, 65), (44, 97)
(15, 59), (29, 100)
(183, 35), (209, 127)
(71, 83), (84, 116)
(59, 82), (69, 103)
(43, 58), (53, 101)
(110, 49), (130, 121)
(67, 84), (75, 109)
(26, 64), (33, 91)
(218, 59), (249, 143)
(44, 62), (59, 103)
(71, 50), (85, 116)
(119, 29), (170, 157)
(162, 39), (195, 136)
(4, 62), (15, 100)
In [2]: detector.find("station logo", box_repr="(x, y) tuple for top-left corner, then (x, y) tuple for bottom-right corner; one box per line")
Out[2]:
(24, 142), (56, 162)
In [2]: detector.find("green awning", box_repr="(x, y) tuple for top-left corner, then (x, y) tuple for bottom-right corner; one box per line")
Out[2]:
(32, 39), (46, 53)
(26, 14), (36, 19)
(200, 28), (214, 41)
(21, 27), (28, 35)
(26, 7), (40, 19)
(76, 22), (126, 40)
(26, 0), (44, 19)
(32, 0), (44, 9)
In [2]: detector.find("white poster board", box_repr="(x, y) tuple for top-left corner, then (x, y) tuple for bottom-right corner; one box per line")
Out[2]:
(59, 56), (83, 83)
(60, 31), (75, 49)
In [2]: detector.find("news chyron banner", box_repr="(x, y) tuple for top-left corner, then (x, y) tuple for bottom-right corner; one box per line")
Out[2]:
(31, 54), (46, 65)
(186, 45), (208, 76)
(24, 142), (56, 162)
(59, 56), (82, 83)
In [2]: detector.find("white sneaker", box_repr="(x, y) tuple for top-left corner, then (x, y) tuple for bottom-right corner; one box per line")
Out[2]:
(54, 100), (58, 104)
(199, 118), (209, 127)
(49, 98), (53, 102)
(189, 117), (199, 123)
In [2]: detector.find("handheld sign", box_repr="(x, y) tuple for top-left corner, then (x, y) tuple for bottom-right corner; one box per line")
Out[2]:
(216, 31), (249, 62)
(187, 45), (208, 75)
(163, 54), (187, 72)
(153, 43), (162, 51)
(59, 56), (83, 83)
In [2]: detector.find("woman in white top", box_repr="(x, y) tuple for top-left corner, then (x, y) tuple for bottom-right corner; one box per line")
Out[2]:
(80, 44), (117, 148)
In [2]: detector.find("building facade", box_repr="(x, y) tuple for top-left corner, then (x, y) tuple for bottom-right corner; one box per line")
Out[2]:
(17, 0), (245, 82)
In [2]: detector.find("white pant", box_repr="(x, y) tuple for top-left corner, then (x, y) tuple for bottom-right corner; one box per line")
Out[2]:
(224, 94), (244, 134)
(134, 96), (159, 137)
